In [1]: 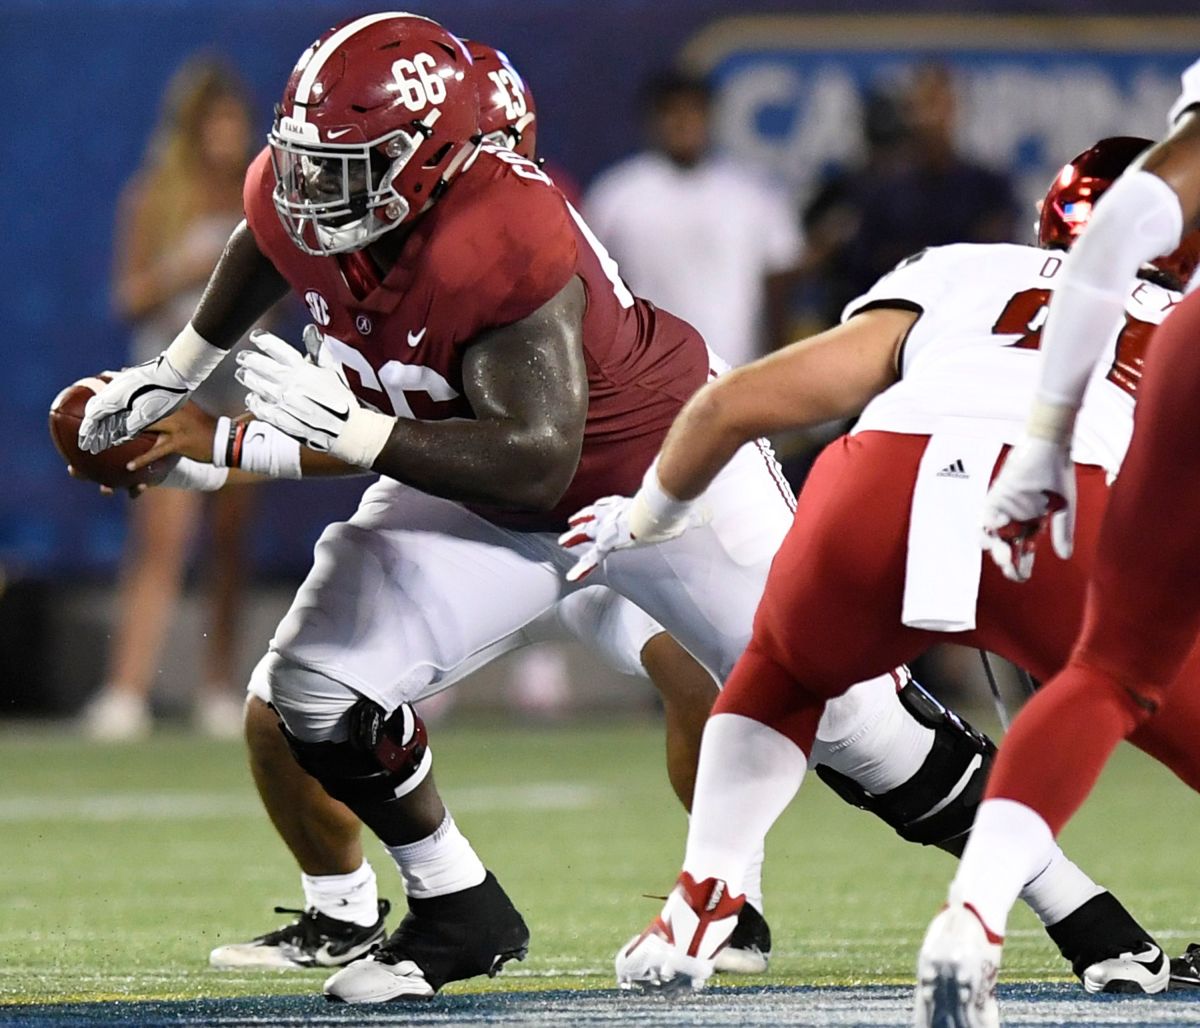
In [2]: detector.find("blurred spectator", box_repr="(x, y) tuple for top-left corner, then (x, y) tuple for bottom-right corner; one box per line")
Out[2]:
(801, 90), (912, 326)
(81, 57), (260, 741)
(771, 66), (1018, 490)
(805, 63), (1019, 326)
(584, 71), (802, 367)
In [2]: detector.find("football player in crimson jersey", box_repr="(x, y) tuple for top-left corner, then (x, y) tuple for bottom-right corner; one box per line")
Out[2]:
(560, 137), (1200, 1000)
(917, 61), (1200, 1026)
(78, 13), (1130, 1003)
(200, 38), (744, 978)
(82, 16), (799, 1001)
(117, 26), (912, 988)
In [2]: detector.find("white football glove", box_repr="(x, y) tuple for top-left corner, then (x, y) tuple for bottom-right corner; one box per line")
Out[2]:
(981, 435), (1075, 583)
(559, 496), (641, 583)
(78, 357), (192, 454)
(236, 327), (394, 469)
(78, 327), (225, 454)
(558, 466), (708, 583)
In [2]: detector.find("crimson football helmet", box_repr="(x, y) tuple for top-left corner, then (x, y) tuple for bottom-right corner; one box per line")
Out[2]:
(269, 12), (479, 255)
(1040, 135), (1200, 291)
(465, 41), (537, 159)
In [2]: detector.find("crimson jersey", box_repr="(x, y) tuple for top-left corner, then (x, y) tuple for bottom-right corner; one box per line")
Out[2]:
(244, 144), (708, 530)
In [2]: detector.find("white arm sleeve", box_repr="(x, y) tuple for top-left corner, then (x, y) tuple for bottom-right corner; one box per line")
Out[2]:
(1036, 170), (1184, 413)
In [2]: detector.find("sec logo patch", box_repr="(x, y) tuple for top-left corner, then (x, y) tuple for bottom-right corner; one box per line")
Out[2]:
(304, 290), (331, 326)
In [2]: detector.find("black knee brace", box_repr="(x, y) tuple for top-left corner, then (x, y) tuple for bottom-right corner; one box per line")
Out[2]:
(816, 678), (995, 856)
(280, 698), (430, 806)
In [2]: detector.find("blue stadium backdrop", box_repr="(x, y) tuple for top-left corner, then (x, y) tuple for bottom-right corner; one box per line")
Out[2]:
(2, 0), (1197, 579)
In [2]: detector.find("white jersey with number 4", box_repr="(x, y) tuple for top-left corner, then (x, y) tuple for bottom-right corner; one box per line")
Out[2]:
(842, 242), (1181, 475)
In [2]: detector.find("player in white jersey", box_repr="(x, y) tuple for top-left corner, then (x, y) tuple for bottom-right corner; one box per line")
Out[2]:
(559, 137), (1199, 996)
(919, 63), (1200, 1028)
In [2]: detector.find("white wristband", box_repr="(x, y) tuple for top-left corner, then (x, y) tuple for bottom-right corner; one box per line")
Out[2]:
(214, 418), (303, 479)
(164, 323), (228, 388)
(160, 458), (229, 492)
(329, 407), (395, 469)
(212, 417), (233, 467)
(628, 462), (693, 542)
(1026, 398), (1077, 447)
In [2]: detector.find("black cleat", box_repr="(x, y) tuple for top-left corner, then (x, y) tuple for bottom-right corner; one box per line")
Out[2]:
(1046, 891), (1168, 993)
(714, 902), (772, 974)
(1170, 943), (1200, 989)
(322, 871), (529, 1003)
(209, 899), (390, 969)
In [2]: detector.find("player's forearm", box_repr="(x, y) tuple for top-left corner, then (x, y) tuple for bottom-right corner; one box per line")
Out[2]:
(190, 221), (289, 350)
(1034, 170), (1184, 429)
(656, 315), (905, 500)
(371, 416), (580, 510)
(655, 381), (757, 502)
(300, 449), (364, 477)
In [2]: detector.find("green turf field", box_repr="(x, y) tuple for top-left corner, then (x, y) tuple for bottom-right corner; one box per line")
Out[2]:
(1, 719), (1198, 1007)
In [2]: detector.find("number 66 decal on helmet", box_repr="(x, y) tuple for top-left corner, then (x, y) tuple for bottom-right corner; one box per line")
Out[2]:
(268, 13), (481, 255)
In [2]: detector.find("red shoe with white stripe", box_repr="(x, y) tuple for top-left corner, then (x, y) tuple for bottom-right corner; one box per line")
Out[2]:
(914, 903), (1003, 1028)
(615, 873), (744, 993)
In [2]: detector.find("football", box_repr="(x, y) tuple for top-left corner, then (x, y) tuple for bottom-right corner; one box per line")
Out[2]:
(48, 374), (179, 489)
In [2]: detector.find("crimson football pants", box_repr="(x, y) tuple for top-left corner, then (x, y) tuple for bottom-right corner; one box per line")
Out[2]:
(712, 422), (1200, 810)
(982, 287), (1200, 833)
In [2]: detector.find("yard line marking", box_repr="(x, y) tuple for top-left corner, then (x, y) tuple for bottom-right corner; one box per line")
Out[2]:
(0, 783), (605, 822)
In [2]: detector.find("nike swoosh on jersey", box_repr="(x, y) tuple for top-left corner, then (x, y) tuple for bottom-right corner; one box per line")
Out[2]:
(407, 327), (427, 347)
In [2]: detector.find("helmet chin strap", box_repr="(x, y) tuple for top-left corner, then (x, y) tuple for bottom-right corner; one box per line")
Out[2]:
(315, 218), (373, 253)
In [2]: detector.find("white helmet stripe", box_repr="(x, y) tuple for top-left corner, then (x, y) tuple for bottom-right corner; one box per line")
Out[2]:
(293, 11), (432, 117)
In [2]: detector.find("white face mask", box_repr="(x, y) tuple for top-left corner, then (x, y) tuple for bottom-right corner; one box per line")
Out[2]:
(269, 128), (419, 255)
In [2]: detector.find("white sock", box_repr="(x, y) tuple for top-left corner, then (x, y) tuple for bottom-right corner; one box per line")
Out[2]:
(949, 798), (1056, 937)
(683, 713), (808, 898)
(1018, 846), (1104, 927)
(742, 843), (765, 915)
(684, 818), (766, 914)
(387, 813), (486, 899)
(301, 860), (379, 927)
(815, 675), (934, 794)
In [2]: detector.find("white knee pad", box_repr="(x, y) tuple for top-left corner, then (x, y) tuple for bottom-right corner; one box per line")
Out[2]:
(813, 674), (934, 794)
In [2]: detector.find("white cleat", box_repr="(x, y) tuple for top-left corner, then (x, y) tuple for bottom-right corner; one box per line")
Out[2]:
(616, 928), (710, 995)
(615, 872), (744, 994)
(324, 955), (436, 1003)
(1082, 943), (1168, 994)
(914, 904), (1003, 1028)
